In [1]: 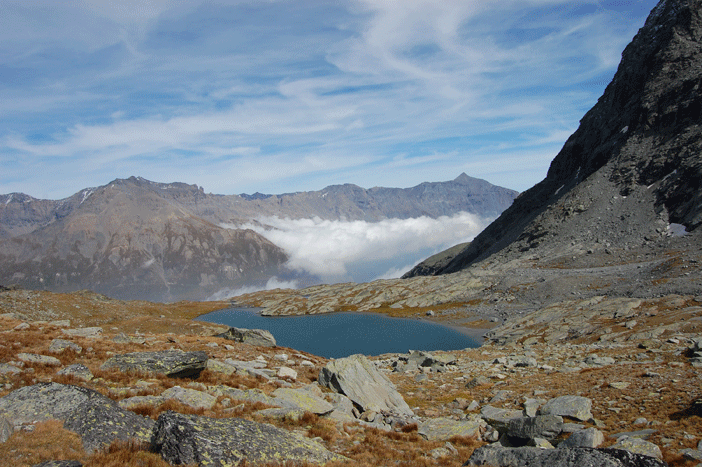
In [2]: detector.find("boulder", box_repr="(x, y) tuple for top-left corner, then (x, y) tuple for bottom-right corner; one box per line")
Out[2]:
(463, 445), (669, 467)
(559, 427), (605, 448)
(63, 397), (155, 453)
(161, 386), (217, 410)
(151, 411), (345, 466)
(49, 339), (82, 354)
(101, 350), (208, 378)
(507, 415), (563, 441)
(32, 462), (83, 467)
(0, 383), (100, 425)
(272, 387), (334, 415)
(610, 437), (663, 460)
(62, 327), (103, 338)
(418, 416), (485, 441)
(57, 364), (94, 381)
(480, 405), (524, 433)
(217, 327), (276, 347)
(0, 414), (12, 443)
(318, 354), (413, 417)
(0, 363), (21, 375)
(17, 353), (61, 367)
(539, 395), (593, 421)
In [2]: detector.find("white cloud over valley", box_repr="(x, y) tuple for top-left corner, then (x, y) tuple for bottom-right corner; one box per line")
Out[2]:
(231, 212), (488, 283)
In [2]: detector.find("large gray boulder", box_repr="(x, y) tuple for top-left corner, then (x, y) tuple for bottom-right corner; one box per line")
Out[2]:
(63, 397), (155, 453)
(559, 427), (605, 448)
(418, 416), (485, 441)
(507, 415), (563, 441)
(0, 382), (100, 426)
(539, 395), (593, 421)
(217, 327), (276, 347)
(318, 354), (413, 417)
(101, 350), (208, 378)
(151, 411), (345, 466)
(463, 445), (669, 467)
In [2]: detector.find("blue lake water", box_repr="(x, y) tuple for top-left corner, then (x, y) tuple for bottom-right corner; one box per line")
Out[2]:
(197, 308), (480, 359)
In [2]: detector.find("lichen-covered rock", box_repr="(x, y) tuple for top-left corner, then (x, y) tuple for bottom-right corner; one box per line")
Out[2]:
(272, 387), (334, 415)
(0, 383), (100, 425)
(539, 395), (593, 421)
(32, 461), (83, 467)
(151, 411), (345, 466)
(63, 397), (155, 453)
(57, 364), (93, 381)
(611, 437), (663, 460)
(17, 353), (61, 366)
(318, 354), (413, 417)
(101, 350), (208, 378)
(0, 414), (12, 443)
(559, 427), (605, 448)
(62, 327), (103, 338)
(418, 416), (485, 441)
(217, 327), (276, 347)
(161, 386), (217, 410)
(480, 405), (524, 433)
(49, 339), (82, 354)
(507, 415), (563, 441)
(463, 445), (669, 467)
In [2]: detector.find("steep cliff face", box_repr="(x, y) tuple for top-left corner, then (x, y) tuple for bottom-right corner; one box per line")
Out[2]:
(0, 178), (291, 302)
(405, 0), (702, 278)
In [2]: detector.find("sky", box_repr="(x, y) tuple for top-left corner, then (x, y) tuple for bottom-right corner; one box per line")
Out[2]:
(0, 0), (660, 200)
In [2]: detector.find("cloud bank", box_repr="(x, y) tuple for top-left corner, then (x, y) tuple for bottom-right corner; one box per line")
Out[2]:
(235, 212), (488, 283)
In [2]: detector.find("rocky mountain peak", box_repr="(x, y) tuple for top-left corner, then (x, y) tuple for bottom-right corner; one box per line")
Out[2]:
(405, 0), (702, 277)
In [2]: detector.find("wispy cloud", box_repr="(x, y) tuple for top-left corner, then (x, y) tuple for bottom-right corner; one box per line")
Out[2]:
(0, 0), (659, 199)
(233, 212), (489, 283)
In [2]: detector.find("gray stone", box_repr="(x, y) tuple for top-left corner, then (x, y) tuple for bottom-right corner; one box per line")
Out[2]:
(277, 366), (298, 380)
(0, 383), (100, 425)
(523, 398), (545, 417)
(118, 395), (164, 410)
(0, 414), (12, 443)
(256, 407), (307, 422)
(206, 359), (238, 375)
(217, 327), (276, 347)
(272, 387), (334, 415)
(212, 386), (281, 407)
(49, 339), (82, 354)
(112, 332), (146, 345)
(62, 327), (103, 338)
(418, 416), (484, 441)
(17, 353), (61, 367)
(610, 437), (663, 459)
(57, 364), (93, 381)
(63, 396), (155, 453)
(101, 350), (208, 378)
(32, 462), (83, 467)
(507, 415), (563, 441)
(463, 445), (669, 467)
(151, 411), (345, 465)
(680, 448), (702, 461)
(161, 386), (217, 410)
(0, 363), (21, 375)
(465, 375), (491, 389)
(539, 395), (593, 421)
(480, 405), (524, 433)
(318, 354), (413, 417)
(559, 427), (605, 448)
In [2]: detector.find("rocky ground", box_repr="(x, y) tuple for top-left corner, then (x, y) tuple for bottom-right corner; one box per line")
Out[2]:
(0, 261), (700, 466)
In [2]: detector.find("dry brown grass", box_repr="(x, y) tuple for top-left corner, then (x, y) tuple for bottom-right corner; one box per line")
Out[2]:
(0, 420), (84, 467)
(84, 440), (177, 467)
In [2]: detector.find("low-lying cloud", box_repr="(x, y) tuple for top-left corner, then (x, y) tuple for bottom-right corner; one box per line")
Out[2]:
(206, 276), (299, 301)
(234, 212), (489, 284)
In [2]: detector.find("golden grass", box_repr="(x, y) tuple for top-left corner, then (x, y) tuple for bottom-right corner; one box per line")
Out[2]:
(0, 420), (84, 467)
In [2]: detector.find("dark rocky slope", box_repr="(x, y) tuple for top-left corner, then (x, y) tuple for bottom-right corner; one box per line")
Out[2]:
(405, 0), (702, 277)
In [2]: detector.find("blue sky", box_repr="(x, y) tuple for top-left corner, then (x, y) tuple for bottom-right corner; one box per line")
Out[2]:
(0, 0), (660, 200)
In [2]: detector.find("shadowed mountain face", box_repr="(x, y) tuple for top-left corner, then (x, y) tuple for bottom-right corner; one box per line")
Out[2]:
(405, 0), (702, 278)
(0, 174), (517, 301)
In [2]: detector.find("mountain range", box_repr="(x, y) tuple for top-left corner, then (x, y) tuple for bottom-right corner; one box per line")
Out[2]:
(0, 174), (517, 302)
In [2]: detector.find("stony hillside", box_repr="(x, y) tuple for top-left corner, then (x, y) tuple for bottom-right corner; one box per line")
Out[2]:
(404, 0), (702, 278)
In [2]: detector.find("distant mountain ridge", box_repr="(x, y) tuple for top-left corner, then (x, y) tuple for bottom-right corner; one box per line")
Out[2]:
(405, 0), (702, 278)
(0, 174), (517, 301)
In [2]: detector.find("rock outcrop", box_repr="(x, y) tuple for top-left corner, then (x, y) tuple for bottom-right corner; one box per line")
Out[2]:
(318, 354), (414, 417)
(100, 350), (208, 378)
(217, 327), (277, 347)
(405, 0), (702, 277)
(151, 411), (345, 466)
(464, 445), (669, 467)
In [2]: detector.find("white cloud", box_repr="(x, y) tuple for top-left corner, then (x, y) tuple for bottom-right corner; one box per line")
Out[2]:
(234, 212), (488, 283)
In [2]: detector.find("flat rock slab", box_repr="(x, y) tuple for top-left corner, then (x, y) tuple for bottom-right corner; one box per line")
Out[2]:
(272, 387), (334, 415)
(17, 353), (61, 366)
(62, 327), (103, 338)
(64, 397), (155, 453)
(162, 386), (217, 410)
(464, 445), (669, 467)
(418, 416), (484, 441)
(101, 350), (208, 378)
(217, 327), (277, 347)
(539, 395), (593, 422)
(151, 411), (345, 466)
(0, 382), (101, 425)
(318, 354), (413, 417)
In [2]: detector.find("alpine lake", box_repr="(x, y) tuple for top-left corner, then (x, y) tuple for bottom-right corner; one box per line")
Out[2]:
(198, 308), (480, 359)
